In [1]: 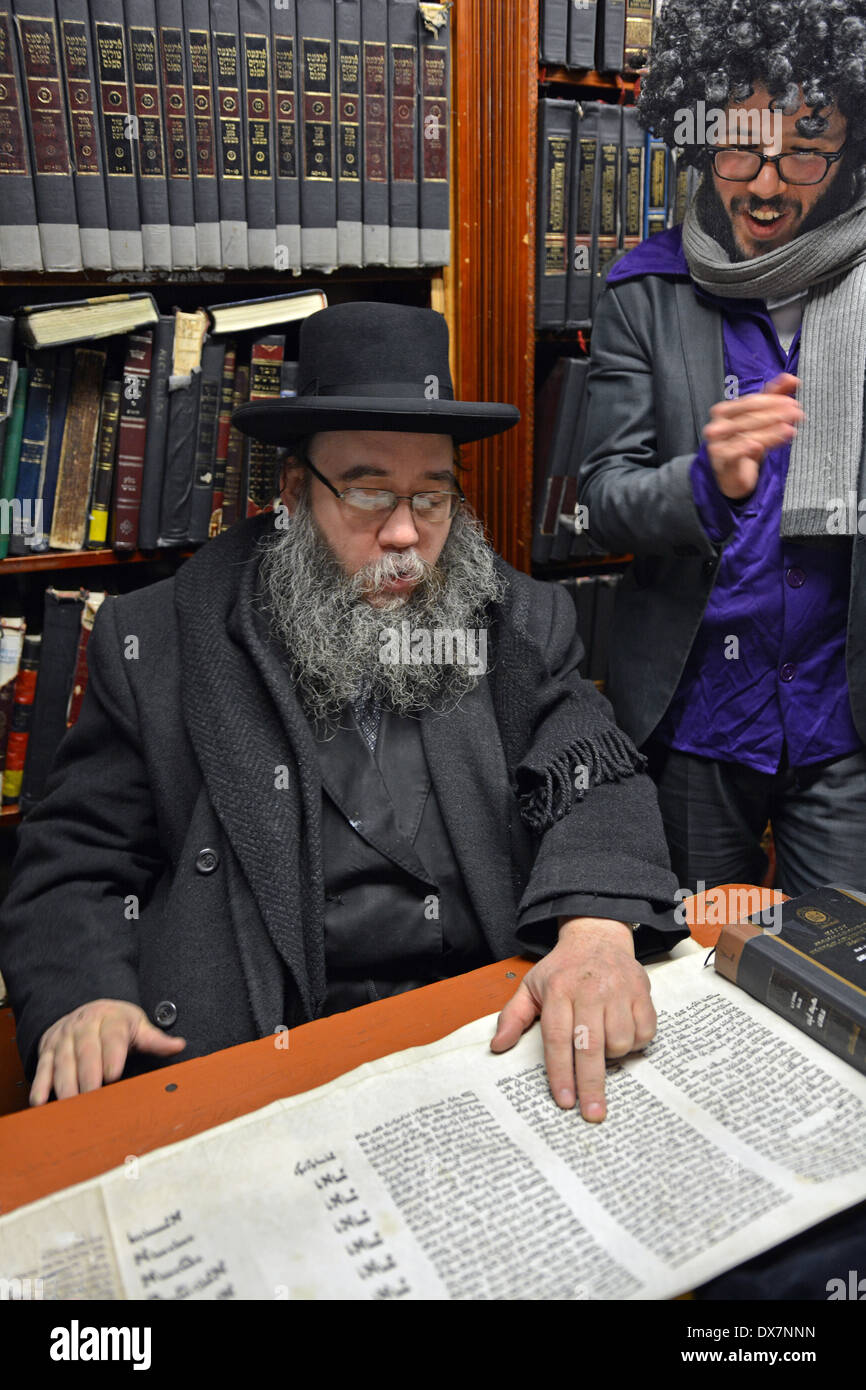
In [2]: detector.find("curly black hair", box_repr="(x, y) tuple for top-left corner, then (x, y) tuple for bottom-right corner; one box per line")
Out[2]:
(638, 0), (866, 164)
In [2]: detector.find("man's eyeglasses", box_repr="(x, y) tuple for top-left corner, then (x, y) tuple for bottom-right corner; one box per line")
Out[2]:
(302, 454), (465, 524)
(709, 143), (847, 186)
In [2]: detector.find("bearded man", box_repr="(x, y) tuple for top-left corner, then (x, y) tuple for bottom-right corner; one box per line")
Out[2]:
(579, 0), (866, 898)
(0, 302), (683, 1117)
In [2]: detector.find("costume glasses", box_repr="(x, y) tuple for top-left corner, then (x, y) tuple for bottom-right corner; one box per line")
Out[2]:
(709, 144), (847, 185)
(303, 455), (464, 524)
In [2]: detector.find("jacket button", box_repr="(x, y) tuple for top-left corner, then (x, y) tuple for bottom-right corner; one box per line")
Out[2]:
(154, 1000), (178, 1028)
(195, 847), (219, 874)
(702, 559), (716, 576)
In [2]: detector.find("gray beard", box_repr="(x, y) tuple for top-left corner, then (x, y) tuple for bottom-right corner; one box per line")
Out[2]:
(255, 488), (506, 731)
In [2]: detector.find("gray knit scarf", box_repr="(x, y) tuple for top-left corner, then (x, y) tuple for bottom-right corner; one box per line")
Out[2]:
(682, 181), (866, 538)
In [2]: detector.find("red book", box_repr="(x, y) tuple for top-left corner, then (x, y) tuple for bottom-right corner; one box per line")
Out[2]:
(65, 592), (106, 726)
(111, 331), (154, 551)
(209, 341), (236, 534)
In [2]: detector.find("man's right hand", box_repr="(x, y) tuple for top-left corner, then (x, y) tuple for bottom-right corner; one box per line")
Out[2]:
(31, 1000), (186, 1106)
(702, 373), (804, 500)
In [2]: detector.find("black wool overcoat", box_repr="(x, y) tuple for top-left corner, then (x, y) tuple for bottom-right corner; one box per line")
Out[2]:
(0, 513), (683, 1081)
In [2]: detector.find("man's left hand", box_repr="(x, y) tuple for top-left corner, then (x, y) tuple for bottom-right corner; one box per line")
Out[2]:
(489, 917), (656, 1122)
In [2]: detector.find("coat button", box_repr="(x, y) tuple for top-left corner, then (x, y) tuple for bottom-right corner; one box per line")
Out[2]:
(154, 1000), (178, 1028)
(195, 847), (219, 874)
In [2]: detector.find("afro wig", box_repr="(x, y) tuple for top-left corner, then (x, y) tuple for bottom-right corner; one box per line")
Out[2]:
(638, 0), (866, 165)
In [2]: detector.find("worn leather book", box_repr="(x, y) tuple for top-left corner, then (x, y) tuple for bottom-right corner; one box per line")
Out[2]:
(715, 884), (866, 1076)
(158, 308), (208, 546)
(48, 349), (106, 551)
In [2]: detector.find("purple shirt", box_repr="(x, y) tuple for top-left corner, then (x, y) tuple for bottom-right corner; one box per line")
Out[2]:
(606, 229), (860, 773)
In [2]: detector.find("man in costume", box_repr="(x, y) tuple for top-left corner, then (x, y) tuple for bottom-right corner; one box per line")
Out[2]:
(579, 0), (866, 896)
(0, 302), (683, 1117)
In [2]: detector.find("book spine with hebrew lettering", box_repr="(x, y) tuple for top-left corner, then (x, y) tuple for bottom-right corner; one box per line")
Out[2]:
(270, 0), (300, 272)
(335, 0), (362, 266)
(297, 0), (336, 270)
(591, 101), (620, 315)
(12, 0), (82, 269)
(565, 99), (599, 328)
(90, 0), (144, 269)
(360, 0), (388, 265)
(59, 0), (112, 269)
(125, 0), (172, 269)
(85, 375), (121, 548)
(619, 104), (644, 257)
(208, 340), (236, 533)
(211, 0), (247, 267)
(241, 0), (275, 269)
(418, 2), (449, 266)
(539, 0), (567, 64)
(155, 0), (196, 268)
(0, 1), (42, 269)
(387, 0), (419, 268)
(111, 331), (153, 551)
(218, 360), (249, 531)
(246, 335), (284, 510)
(536, 98), (572, 330)
(183, 0), (220, 267)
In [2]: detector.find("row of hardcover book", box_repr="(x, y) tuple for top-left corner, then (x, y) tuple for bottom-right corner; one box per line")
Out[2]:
(0, 0), (450, 273)
(560, 571), (622, 686)
(539, 0), (655, 74)
(0, 287), (325, 558)
(0, 597), (102, 812)
(537, 98), (700, 330)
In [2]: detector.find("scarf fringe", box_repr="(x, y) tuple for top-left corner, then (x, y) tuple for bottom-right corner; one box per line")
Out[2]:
(518, 728), (647, 833)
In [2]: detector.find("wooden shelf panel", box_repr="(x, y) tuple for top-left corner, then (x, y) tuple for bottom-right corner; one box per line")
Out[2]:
(0, 547), (194, 575)
(539, 65), (638, 93)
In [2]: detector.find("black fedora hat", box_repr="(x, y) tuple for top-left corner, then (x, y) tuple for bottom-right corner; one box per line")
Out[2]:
(231, 301), (521, 445)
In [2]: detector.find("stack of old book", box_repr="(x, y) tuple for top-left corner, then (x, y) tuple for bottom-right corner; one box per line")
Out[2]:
(0, 0), (451, 273)
(0, 288), (321, 558)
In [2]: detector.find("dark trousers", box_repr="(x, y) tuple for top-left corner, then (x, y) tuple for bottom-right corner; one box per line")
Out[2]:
(644, 741), (866, 898)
